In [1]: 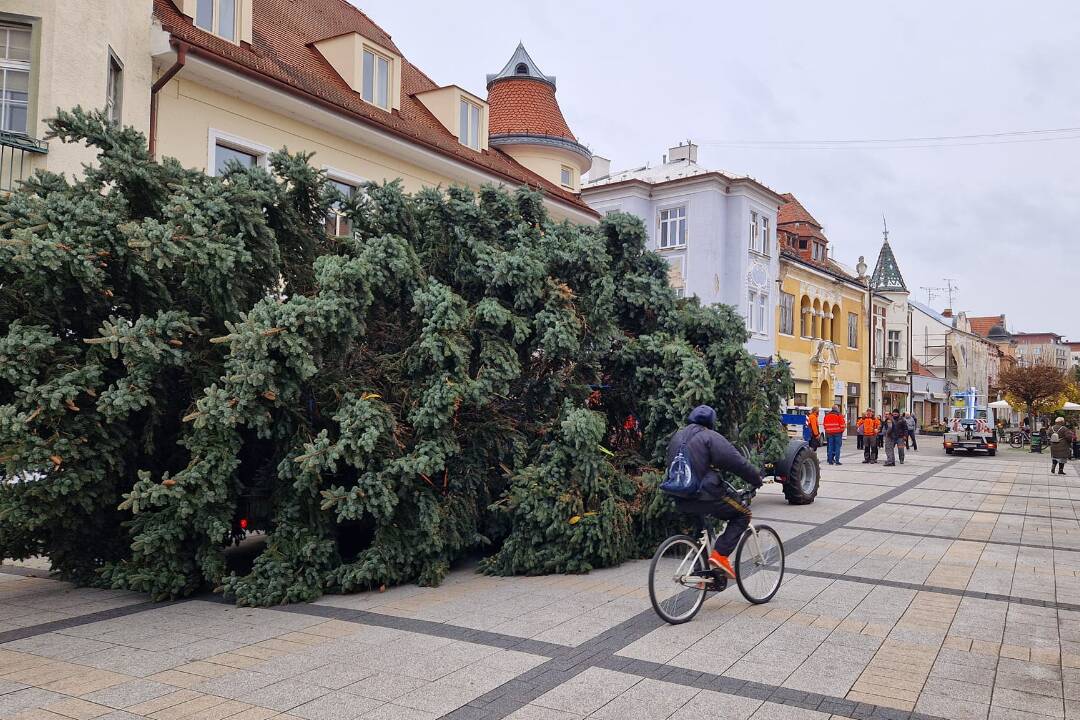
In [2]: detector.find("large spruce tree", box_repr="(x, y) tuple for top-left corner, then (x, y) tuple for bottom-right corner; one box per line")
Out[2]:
(0, 109), (791, 604)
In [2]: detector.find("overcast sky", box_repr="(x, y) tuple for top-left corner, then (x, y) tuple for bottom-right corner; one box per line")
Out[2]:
(354, 0), (1080, 340)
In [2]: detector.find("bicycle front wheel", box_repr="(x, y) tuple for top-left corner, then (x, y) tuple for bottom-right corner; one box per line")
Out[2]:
(735, 525), (785, 604)
(1009, 433), (1024, 448)
(649, 535), (708, 624)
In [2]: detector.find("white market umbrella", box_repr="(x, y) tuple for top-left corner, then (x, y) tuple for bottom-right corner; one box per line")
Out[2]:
(988, 400), (1013, 409)
(1062, 401), (1080, 410)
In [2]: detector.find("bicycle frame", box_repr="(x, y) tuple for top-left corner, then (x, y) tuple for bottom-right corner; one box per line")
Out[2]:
(671, 520), (766, 587)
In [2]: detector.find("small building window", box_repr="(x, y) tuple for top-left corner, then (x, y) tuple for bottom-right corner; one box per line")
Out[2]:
(887, 329), (901, 359)
(515, 63), (529, 74)
(848, 312), (859, 348)
(658, 206), (687, 249)
(761, 217), (770, 256)
(458, 99), (481, 150)
(560, 165), (572, 188)
(214, 142), (258, 174)
(105, 50), (123, 125)
(325, 178), (357, 237)
(779, 292), (794, 335)
(196, 0), (237, 42)
(749, 212), (759, 252)
(362, 48), (391, 109)
(747, 289), (768, 334)
(0, 24), (32, 134)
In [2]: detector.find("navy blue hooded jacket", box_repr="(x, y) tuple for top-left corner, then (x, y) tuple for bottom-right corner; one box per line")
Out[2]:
(665, 405), (762, 499)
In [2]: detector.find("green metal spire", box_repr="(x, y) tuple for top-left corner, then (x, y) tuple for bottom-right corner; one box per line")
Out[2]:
(870, 219), (907, 292)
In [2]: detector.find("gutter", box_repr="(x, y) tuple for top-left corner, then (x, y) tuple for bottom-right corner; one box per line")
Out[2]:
(168, 38), (597, 219)
(149, 41), (187, 159)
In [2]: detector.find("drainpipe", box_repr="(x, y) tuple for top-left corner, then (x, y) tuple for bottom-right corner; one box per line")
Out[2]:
(149, 41), (187, 159)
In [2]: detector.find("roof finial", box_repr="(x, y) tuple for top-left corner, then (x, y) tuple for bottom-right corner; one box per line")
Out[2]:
(882, 214), (889, 244)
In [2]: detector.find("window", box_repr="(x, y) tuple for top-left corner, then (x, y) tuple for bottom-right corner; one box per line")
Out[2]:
(761, 217), (770, 256)
(0, 24), (31, 134)
(747, 289), (767, 334)
(105, 50), (123, 125)
(800, 298), (811, 338)
(458, 99), (480, 150)
(848, 312), (858, 348)
(196, 0), (237, 42)
(325, 178), (357, 237)
(658, 206), (686, 249)
(362, 48), (391, 109)
(749, 212), (759, 252)
(812, 242), (826, 262)
(560, 165), (573, 188)
(887, 330), (901, 359)
(209, 129), (270, 175)
(779, 292), (794, 335)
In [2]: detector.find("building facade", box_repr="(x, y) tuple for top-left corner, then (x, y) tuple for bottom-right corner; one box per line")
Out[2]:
(910, 301), (994, 407)
(0, 0), (154, 189)
(868, 234), (912, 413)
(2, 0), (597, 225)
(774, 194), (868, 431)
(910, 359), (949, 425)
(1011, 332), (1069, 369)
(581, 142), (785, 361)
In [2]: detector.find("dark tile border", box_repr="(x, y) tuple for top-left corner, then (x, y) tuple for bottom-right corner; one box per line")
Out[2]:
(0, 600), (179, 645)
(788, 568), (1080, 613)
(841, 525), (1074, 552)
(885, 500), (1078, 520)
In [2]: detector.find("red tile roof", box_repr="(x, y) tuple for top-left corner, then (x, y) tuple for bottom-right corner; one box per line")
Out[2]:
(777, 193), (830, 266)
(967, 315), (1005, 338)
(777, 193), (822, 229)
(911, 359), (938, 378)
(152, 0), (595, 216)
(487, 78), (577, 140)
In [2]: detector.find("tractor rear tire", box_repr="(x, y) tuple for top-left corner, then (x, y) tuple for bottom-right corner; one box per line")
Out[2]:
(783, 449), (820, 505)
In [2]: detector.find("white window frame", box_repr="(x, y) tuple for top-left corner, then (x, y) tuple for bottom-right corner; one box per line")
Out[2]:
(0, 23), (32, 135)
(848, 312), (858, 348)
(887, 329), (901, 359)
(208, 128), (271, 176)
(105, 48), (123, 125)
(362, 47), (392, 110)
(458, 98), (481, 150)
(747, 289), (768, 335)
(749, 211), (760, 252)
(658, 205), (687, 250)
(195, 0), (239, 42)
(779, 292), (794, 336)
(761, 216), (770, 256)
(560, 165), (573, 188)
(323, 166), (366, 237)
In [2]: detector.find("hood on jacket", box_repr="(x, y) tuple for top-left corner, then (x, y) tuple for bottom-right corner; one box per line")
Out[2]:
(688, 405), (717, 429)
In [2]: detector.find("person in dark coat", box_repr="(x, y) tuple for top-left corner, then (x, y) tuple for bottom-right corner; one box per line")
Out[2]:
(882, 410), (907, 466)
(1048, 416), (1075, 475)
(665, 405), (763, 578)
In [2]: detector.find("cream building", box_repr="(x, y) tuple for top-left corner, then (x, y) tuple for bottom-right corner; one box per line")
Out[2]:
(0, 1), (153, 187)
(2, 0), (596, 225)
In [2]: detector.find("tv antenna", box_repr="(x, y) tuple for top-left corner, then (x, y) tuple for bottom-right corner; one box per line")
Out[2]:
(920, 286), (945, 305)
(941, 278), (959, 308)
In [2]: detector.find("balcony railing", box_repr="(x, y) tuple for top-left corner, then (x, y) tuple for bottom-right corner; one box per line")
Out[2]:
(875, 355), (899, 370)
(0, 131), (48, 193)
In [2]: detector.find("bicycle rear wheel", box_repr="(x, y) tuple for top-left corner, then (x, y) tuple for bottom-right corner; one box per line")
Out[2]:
(734, 525), (784, 604)
(1009, 433), (1024, 449)
(649, 535), (709, 624)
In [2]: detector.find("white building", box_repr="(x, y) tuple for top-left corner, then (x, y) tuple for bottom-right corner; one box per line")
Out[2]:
(581, 142), (784, 361)
(910, 301), (993, 409)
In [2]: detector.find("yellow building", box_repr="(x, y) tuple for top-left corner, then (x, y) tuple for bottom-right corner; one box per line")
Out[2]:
(775, 194), (869, 431)
(2, 0), (596, 225)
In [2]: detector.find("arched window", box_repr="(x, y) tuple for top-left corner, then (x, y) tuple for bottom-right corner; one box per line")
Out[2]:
(800, 297), (812, 338)
(515, 63), (529, 75)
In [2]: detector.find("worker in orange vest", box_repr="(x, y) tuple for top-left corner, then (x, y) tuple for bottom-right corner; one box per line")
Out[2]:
(857, 409), (881, 464)
(823, 405), (846, 465)
(807, 406), (821, 452)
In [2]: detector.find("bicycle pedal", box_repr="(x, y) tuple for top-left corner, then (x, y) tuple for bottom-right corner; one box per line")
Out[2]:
(711, 571), (728, 591)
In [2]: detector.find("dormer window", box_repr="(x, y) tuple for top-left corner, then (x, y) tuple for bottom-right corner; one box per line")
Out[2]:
(560, 165), (573, 188)
(515, 63), (529, 74)
(196, 0), (237, 42)
(459, 99), (480, 150)
(362, 48), (391, 110)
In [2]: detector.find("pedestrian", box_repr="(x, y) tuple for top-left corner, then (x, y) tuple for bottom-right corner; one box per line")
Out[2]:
(858, 409), (880, 463)
(824, 405), (845, 465)
(1048, 416), (1075, 475)
(856, 415), (864, 450)
(883, 410), (907, 466)
(904, 412), (918, 451)
(807, 406), (821, 453)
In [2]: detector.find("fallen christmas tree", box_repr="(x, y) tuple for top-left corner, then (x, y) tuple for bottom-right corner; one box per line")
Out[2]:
(0, 109), (792, 604)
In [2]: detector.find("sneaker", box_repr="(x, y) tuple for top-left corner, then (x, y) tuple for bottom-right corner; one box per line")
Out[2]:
(883, 462), (895, 466)
(836, 462), (842, 466)
(709, 551), (736, 578)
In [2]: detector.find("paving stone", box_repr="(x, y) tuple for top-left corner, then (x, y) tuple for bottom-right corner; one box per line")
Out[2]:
(290, 690), (382, 720)
(237, 679), (329, 711)
(80, 679), (177, 709)
(343, 673), (428, 702)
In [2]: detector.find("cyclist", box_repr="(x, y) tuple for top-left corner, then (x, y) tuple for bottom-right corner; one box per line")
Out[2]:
(665, 405), (764, 579)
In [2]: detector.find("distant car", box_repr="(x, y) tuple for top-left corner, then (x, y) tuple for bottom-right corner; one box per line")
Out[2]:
(944, 419), (997, 456)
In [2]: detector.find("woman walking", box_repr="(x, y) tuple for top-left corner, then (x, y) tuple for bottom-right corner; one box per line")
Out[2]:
(1049, 416), (1075, 475)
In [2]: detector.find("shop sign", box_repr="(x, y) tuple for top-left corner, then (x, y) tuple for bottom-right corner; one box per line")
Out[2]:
(885, 382), (908, 393)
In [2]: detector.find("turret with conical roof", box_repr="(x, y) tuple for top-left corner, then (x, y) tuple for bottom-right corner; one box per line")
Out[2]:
(870, 223), (908, 293)
(486, 43), (591, 192)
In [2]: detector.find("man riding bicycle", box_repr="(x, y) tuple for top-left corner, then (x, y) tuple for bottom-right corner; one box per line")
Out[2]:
(665, 405), (764, 579)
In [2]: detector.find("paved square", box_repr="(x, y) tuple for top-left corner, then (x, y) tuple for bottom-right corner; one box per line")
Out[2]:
(3, 443), (1080, 719)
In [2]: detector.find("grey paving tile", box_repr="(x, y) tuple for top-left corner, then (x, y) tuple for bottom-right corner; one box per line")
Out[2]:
(238, 678), (330, 711)
(291, 690), (383, 720)
(81, 679), (176, 708)
(344, 672), (429, 702)
(0, 687), (67, 715)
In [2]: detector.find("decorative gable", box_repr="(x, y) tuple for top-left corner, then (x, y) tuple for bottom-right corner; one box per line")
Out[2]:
(313, 32), (402, 112)
(414, 86), (489, 151)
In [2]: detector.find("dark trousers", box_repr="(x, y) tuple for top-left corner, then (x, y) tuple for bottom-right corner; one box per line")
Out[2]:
(826, 434), (842, 464)
(907, 430), (918, 450)
(856, 434), (864, 450)
(712, 498), (751, 556)
(864, 438), (878, 462)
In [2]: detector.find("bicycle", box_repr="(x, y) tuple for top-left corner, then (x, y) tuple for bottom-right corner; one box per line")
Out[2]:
(1009, 428), (1031, 448)
(648, 485), (785, 625)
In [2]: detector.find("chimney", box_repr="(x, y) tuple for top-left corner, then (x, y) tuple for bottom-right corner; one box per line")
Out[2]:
(668, 141), (698, 163)
(942, 308), (953, 318)
(588, 155), (611, 181)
